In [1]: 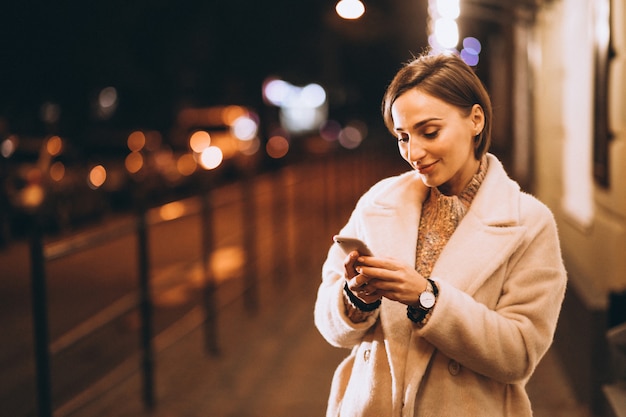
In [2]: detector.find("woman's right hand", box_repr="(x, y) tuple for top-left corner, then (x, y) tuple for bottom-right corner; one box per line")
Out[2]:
(344, 251), (383, 304)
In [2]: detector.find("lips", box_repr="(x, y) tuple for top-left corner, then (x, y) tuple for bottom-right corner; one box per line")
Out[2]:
(417, 161), (438, 174)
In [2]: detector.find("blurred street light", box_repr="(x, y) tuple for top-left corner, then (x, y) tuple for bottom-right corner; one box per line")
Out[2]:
(336, 0), (365, 20)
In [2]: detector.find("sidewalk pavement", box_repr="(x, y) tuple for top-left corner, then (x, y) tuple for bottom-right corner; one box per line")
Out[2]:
(65, 269), (593, 417)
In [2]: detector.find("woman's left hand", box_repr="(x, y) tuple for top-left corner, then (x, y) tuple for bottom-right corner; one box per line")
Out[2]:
(352, 256), (428, 306)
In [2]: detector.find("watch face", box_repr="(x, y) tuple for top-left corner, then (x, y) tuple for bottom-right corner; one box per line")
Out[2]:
(420, 291), (436, 309)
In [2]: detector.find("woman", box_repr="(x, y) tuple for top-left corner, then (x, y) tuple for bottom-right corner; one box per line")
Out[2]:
(314, 53), (567, 416)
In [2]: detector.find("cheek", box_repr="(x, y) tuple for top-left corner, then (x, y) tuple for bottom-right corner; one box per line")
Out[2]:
(398, 144), (409, 160)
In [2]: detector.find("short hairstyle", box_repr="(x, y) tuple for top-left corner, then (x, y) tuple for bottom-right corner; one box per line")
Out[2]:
(381, 53), (492, 159)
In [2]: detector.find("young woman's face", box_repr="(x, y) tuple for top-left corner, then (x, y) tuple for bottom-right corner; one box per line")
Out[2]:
(391, 88), (485, 195)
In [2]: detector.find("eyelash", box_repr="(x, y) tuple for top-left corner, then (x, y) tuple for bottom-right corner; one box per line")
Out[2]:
(396, 130), (439, 143)
(397, 136), (409, 144)
(423, 130), (439, 139)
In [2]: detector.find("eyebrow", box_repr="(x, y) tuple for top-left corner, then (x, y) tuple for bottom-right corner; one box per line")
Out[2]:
(394, 117), (443, 132)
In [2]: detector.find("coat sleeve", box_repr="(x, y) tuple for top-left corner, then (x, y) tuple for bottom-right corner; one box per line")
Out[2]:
(419, 196), (567, 384)
(314, 183), (386, 348)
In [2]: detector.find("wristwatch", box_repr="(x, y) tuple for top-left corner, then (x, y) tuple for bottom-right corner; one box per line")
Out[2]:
(417, 279), (437, 310)
(407, 278), (438, 324)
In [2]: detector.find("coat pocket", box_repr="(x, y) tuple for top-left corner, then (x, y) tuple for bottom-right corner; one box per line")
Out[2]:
(327, 326), (394, 417)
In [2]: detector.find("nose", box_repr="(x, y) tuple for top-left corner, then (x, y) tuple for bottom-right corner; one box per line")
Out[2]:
(407, 137), (426, 167)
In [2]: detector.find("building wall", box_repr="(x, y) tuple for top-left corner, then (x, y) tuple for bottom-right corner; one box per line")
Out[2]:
(532, 0), (626, 412)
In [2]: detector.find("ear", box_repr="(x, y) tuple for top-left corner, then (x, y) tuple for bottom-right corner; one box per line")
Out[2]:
(470, 104), (485, 135)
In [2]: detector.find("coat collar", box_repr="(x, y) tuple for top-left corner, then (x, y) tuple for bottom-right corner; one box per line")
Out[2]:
(430, 154), (526, 294)
(361, 153), (524, 290)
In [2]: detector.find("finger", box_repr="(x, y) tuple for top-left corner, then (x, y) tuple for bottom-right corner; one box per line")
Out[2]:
(357, 255), (398, 269)
(348, 274), (368, 291)
(343, 251), (361, 277)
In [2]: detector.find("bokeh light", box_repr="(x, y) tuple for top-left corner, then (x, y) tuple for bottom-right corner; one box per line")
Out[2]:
(336, 0), (365, 20)
(199, 146), (223, 170)
(40, 102), (61, 124)
(49, 161), (65, 182)
(266, 136), (290, 159)
(463, 36), (482, 54)
(46, 135), (63, 156)
(238, 137), (261, 156)
(232, 116), (258, 141)
(222, 105), (247, 125)
(96, 87), (118, 119)
(21, 184), (45, 208)
(189, 131), (212, 153)
(338, 120), (367, 149)
(88, 165), (107, 189)
(434, 18), (459, 49)
(436, 0), (460, 19)
(125, 151), (144, 174)
(127, 131), (146, 152)
(320, 120), (342, 142)
(159, 201), (186, 221)
(1, 136), (17, 158)
(177, 153), (197, 176)
(99, 87), (118, 108)
(301, 83), (326, 107)
(460, 37), (481, 66)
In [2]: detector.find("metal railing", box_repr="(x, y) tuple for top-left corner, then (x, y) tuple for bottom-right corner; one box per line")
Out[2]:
(25, 149), (398, 416)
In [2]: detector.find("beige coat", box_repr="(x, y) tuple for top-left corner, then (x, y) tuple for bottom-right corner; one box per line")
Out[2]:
(314, 154), (567, 417)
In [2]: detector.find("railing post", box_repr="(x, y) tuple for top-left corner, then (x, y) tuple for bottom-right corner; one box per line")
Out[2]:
(201, 187), (220, 355)
(29, 214), (52, 417)
(271, 168), (289, 287)
(137, 208), (155, 409)
(241, 171), (259, 312)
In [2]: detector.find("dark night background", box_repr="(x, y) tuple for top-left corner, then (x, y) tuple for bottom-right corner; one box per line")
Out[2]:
(1, 1), (429, 147)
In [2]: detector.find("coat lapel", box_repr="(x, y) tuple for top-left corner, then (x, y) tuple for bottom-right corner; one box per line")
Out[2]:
(432, 211), (526, 295)
(360, 170), (427, 266)
(431, 154), (526, 295)
(357, 170), (428, 410)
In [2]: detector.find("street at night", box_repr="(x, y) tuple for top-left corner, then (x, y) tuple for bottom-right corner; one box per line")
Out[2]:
(0, 148), (401, 416)
(2, 1), (616, 416)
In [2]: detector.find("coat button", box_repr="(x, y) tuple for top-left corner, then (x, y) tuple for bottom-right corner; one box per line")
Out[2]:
(448, 360), (461, 376)
(363, 349), (371, 363)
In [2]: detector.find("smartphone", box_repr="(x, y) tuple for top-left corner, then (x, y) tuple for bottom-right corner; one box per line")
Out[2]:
(333, 235), (374, 256)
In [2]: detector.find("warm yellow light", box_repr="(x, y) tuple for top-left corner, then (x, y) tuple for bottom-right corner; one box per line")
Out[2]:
(127, 131), (146, 152)
(49, 161), (65, 181)
(88, 165), (107, 189)
(159, 201), (186, 221)
(125, 151), (144, 174)
(210, 246), (245, 282)
(46, 135), (63, 156)
(266, 135), (289, 159)
(189, 130), (212, 153)
(222, 105), (247, 126)
(238, 137), (260, 156)
(21, 184), (45, 208)
(177, 153), (197, 176)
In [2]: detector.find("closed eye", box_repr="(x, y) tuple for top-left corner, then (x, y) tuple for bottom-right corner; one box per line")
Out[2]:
(423, 129), (439, 139)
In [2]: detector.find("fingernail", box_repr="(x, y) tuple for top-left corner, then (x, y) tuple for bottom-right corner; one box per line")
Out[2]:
(355, 267), (362, 273)
(357, 257), (364, 262)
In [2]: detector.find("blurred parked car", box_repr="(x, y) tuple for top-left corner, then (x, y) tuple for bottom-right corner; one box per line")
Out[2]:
(1, 134), (109, 238)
